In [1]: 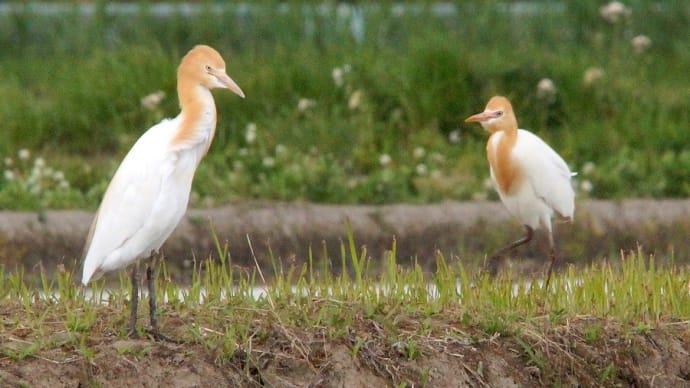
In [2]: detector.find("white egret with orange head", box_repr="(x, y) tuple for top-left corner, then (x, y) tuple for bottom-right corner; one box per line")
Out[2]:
(82, 45), (245, 339)
(465, 96), (575, 288)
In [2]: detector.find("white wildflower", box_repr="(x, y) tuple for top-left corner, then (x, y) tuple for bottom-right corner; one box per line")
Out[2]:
(58, 180), (70, 189)
(392, 4), (405, 17)
(18, 149), (30, 161)
(34, 157), (45, 168)
(332, 67), (344, 87)
(536, 78), (557, 102)
(245, 123), (257, 144)
(415, 163), (428, 176)
(448, 130), (460, 144)
(275, 144), (287, 156)
(599, 1), (631, 24)
(348, 90), (363, 110)
(379, 153), (392, 167)
(262, 156), (275, 168)
(582, 161), (596, 175)
(631, 35), (651, 54)
(583, 67), (605, 86)
(238, 148), (249, 157)
(332, 65), (351, 88)
(297, 98), (315, 112)
(413, 147), (426, 159)
(52, 170), (65, 181)
(232, 160), (244, 171)
(140, 90), (166, 111)
(3, 170), (14, 181)
(580, 180), (593, 193)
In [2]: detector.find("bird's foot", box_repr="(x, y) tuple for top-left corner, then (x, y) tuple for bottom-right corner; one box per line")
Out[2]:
(146, 328), (181, 343)
(481, 254), (502, 278)
(127, 328), (141, 340)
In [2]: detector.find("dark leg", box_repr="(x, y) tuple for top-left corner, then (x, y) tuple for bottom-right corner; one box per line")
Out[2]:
(484, 225), (534, 276)
(129, 263), (140, 339)
(146, 253), (177, 342)
(146, 254), (159, 338)
(544, 231), (556, 290)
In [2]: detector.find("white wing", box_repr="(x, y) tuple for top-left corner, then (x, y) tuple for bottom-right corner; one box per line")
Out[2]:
(513, 129), (575, 219)
(82, 119), (179, 284)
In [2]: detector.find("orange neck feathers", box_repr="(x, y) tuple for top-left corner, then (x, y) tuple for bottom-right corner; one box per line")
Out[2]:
(170, 48), (218, 149)
(172, 80), (217, 150)
(168, 45), (244, 152)
(465, 96), (522, 195)
(487, 130), (520, 194)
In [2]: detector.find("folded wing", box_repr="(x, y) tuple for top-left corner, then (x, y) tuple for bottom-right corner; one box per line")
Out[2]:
(514, 129), (575, 219)
(82, 121), (176, 284)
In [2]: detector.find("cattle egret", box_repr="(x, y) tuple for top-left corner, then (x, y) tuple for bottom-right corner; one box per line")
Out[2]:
(465, 96), (575, 288)
(82, 45), (245, 339)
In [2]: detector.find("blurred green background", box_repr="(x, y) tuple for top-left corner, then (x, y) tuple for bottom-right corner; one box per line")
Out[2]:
(0, 1), (688, 210)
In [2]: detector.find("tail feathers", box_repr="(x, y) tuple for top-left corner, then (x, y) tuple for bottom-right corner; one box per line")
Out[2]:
(82, 262), (103, 285)
(555, 214), (574, 224)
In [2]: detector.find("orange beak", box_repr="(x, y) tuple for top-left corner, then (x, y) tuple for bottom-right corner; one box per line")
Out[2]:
(464, 110), (501, 123)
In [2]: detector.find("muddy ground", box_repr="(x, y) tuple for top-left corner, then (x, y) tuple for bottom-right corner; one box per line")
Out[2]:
(2, 314), (690, 387)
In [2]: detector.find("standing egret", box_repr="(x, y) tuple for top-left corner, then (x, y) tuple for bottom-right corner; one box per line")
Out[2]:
(81, 45), (245, 339)
(465, 96), (575, 288)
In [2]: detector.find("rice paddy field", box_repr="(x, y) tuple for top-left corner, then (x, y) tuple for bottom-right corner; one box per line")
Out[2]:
(3, 241), (690, 386)
(1, 1), (690, 386)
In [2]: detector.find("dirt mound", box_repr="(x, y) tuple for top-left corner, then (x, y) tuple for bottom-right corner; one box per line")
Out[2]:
(2, 317), (689, 387)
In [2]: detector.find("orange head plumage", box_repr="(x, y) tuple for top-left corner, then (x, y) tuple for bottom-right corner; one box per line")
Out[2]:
(177, 45), (245, 98)
(464, 96), (518, 134)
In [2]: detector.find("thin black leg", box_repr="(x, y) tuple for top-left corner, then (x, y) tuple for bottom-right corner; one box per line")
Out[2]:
(129, 263), (140, 339)
(146, 257), (158, 337)
(484, 225), (534, 276)
(544, 242), (556, 290)
(145, 253), (177, 342)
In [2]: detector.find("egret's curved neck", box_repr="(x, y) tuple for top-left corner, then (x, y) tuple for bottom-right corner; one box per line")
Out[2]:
(172, 79), (217, 151)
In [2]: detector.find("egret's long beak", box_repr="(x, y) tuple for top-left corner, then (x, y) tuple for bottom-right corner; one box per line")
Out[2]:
(464, 110), (501, 123)
(213, 70), (245, 98)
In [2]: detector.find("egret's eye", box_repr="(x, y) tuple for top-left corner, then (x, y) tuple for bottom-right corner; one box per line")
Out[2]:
(205, 65), (212, 72)
(496, 111), (504, 117)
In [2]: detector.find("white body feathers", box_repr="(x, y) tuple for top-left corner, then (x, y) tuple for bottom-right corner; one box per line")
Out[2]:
(81, 108), (214, 284)
(487, 129), (575, 235)
(81, 45), (244, 286)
